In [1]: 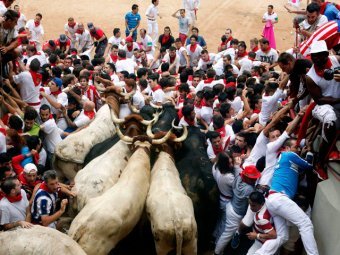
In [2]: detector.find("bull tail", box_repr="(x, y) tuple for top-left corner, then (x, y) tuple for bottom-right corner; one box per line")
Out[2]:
(174, 217), (183, 255)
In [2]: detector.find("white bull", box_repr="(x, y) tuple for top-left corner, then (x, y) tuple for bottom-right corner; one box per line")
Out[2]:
(0, 225), (86, 255)
(68, 141), (151, 255)
(146, 151), (197, 255)
(73, 140), (131, 211)
(54, 104), (117, 180)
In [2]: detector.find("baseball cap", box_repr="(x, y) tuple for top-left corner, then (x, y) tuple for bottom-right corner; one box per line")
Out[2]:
(241, 165), (261, 179)
(52, 77), (63, 88)
(310, 40), (328, 54)
(59, 34), (67, 43)
(23, 163), (38, 174)
(87, 22), (94, 30)
(125, 36), (133, 43)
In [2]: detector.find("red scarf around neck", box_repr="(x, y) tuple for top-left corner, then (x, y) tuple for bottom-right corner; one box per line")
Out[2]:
(84, 110), (95, 119)
(29, 70), (42, 86)
(184, 117), (195, 126)
(215, 126), (226, 138)
(161, 34), (170, 45)
(40, 182), (57, 193)
(152, 84), (162, 92)
(263, 46), (271, 53)
(76, 29), (84, 35)
(190, 43), (198, 53)
(238, 51), (248, 58)
(252, 46), (259, 52)
(201, 98), (212, 108)
(253, 109), (261, 114)
(50, 89), (62, 96)
(5, 193), (23, 203)
(170, 55), (176, 63)
(204, 77), (214, 84)
(127, 44), (133, 52)
(34, 21), (40, 27)
(68, 22), (76, 29)
(110, 54), (118, 63)
(314, 58), (332, 77)
(213, 144), (224, 155)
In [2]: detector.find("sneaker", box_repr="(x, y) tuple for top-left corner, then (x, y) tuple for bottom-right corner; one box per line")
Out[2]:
(230, 231), (240, 249)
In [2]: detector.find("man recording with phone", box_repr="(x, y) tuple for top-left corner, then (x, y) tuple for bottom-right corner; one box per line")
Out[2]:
(306, 40), (340, 168)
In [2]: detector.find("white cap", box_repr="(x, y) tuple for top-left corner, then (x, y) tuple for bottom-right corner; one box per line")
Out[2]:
(310, 40), (328, 54)
(23, 163), (38, 174)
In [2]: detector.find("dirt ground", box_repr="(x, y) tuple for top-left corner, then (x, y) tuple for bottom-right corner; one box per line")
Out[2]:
(16, 0), (308, 52)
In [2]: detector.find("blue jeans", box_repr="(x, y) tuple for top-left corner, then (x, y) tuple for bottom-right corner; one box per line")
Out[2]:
(125, 28), (137, 41)
(213, 199), (229, 242)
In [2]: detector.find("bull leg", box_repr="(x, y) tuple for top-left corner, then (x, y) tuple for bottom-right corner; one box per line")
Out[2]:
(155, 241), (173, 255)
(182, 239), (198, 255)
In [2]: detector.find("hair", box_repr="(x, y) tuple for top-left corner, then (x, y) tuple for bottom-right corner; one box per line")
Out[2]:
(4, 10), (19, 21)
(264, 81), (279, 94)
(192, 27), (199, 33)
(284, 138), (297, 148)
(230, 144), (242, 154)
(249, 191), (265, 205)
(164, 26), (172, 35)
(212, 114), (225, 129)
(201, 49), (208, 55)
(230, 38), (239, 46)
(113, 28), (120, 36)
(190, 35), (198, 41)
(216, 152), (234, 174)
(40, 104), (51, 112)
(226, 28), (232, 34)
(268, 5), (274, 9)
(209, 131), (221, 142)
(152, 0), (158, 3)
(26, 136), (40, 150)
(132, 4), (139, 10)
(220, 103), (232, 118)
(307, 2), (320, 13)
(159, 77), (169, 89)
(8, 115), (23, 131)
(120, 70), (129, 79)
(161, 62), (170, 72)
(29, 59), (41, 72)
(178, 83), (190, 93)
(250, 37), (258, 45)
(182, 104), (194, 118)
(43, 170), (57, 183)
(139, 78), (148, 89)
(36, 13), (43, 19)
(1, 176), (18, 195)
(278, 52), (295, 65)
(24, 107), (38, 121)
(206, 69), (216, 79)
(148, 73), (159, 82)
(136, 67), (147, 78)
(259, 38), (269, 45)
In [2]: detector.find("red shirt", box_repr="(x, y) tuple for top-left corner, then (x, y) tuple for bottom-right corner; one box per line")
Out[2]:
(55, 39), (71, 47)
(90, 28), (105, 40)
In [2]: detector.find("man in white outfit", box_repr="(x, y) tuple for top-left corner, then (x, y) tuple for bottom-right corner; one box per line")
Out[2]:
(182, 0), (200, 25)
(145, 0), (161, 44)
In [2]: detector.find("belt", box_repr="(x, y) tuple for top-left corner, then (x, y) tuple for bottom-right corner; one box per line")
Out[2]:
(148, 18), (156, 21)
(220, 193), (232, 200)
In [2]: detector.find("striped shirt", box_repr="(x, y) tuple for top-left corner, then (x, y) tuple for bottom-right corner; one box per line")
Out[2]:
(82, 85), (100, 107)
(254, 204), (274, 243)
(31, 188), (58, 228)
(125, 12), (141, 30)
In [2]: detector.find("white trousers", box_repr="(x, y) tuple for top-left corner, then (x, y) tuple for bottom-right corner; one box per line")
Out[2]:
(266, 193), (319, 255)
(215, 203), (243, 254)
(147, 20), (158, 44)
(186, 10), (196, 25)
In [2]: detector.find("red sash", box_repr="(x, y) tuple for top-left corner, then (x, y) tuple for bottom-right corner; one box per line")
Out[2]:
(29, 70), (42, 86)
(184, 117), (195, 126)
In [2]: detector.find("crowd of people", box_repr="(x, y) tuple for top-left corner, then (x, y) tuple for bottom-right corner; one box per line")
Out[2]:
(0, 0), (339, 254)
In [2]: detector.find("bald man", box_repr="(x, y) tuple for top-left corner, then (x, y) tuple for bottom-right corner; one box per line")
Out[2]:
(62, 101), (96, 131)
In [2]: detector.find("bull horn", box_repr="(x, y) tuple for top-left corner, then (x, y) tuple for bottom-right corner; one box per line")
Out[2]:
(172, 119), (183, 130)
(121, 90), (136, 100)
(116, 125), (133, 143)
(146, 123), (155, 139)
(150, 101), (163, 110)
(141, 111), (161, 126)
(172, 124), (188, 143)
(110, 108), (125, 124)
(128, 102), (140, 114)
(151, 129), (172, 145)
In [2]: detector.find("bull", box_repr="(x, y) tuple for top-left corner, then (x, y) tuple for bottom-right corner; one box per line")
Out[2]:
(146, 125), (198, 255)
(68, 129), (172, 255)
(0, 225), (86, 255)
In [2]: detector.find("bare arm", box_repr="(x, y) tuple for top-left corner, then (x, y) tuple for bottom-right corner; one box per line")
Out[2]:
(306, 76), (340, 105)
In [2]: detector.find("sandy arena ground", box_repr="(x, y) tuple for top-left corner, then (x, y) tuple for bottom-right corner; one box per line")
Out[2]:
(16, 0), (308, 52)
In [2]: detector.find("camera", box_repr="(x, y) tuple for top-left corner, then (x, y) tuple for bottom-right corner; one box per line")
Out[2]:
(323, 66), (340, 81)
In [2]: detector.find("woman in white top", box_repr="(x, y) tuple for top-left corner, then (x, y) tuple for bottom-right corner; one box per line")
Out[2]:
(212, 151), (235, 241)
(262, 5), (278, 49)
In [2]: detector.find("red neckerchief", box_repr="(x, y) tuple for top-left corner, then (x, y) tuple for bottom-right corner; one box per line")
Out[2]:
(76, 29), (84, 35)
(188, 75), (193, 81)
(84, 110), (95, 119)
(213, 144), (224, 155)
(170, 55), (176, 63)
(253, 109), (261, 114)
(161, 34), (170, 45)
(18, 173), (40, 189)
(194, 100), (202, 109)
(252, 46), (259, 52)
(184, 117), (195, 126)
(262, 47), (271, 53)
(237, 51), (248, 58)
(152, 84), (162, 92)
(127, 44), (133, 52)
(0, 127), (6, 136)
(34, 51), (41, 56)
(110, 54), (118, 63)
(215, 126), (226, 138)
(204, 78), (214, 84)
(17, 11), (21, 18)
(34, 21), (40, 27)
(190, 43), (198, 53)
(50, 89), (62, 96)
(29, 70), (42, 86)
(201, 98), (212, 108)
(314, 58), (332, 77)
(226, 36), (233, 43)
(68, 22), (76, 29)
(5, 193), (23, 203)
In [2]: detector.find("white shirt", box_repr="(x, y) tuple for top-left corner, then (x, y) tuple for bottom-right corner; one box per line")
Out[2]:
(255, 48), (278, 65)
(75, 30), (92, 50)
(177, 46), (188, 67)
(140, 34), (155, 55)
(212, 164), (235, 201)
(263, 12), (278, 23)
(150, 88), (165, 104)
(64, 22), (78, 41)
(228, 96), (243, 114)
(119, 90), (145, 119)
(0, 1), (7, 16)
(197, 53), (216, 71)
(186, 44), (203, 67)
(108, 35), (122, 47)
(178, 16), (191, 35)
(300, 15), (328, 31)
(215, 48), (236, 62)
(178, 116), (198, 127)
(200, 106), (213, 125)
(182, 0), (200, 11)
(115, 58), (137, 74)
(162, 53), (180, 71)
(122, 42), (140, 58)
(0, 132), (6, 153)
(15, 13), (27, 31)
(25, 19), (44, 43)
(41, 87), (68, 115)
(145, 4), (159, 20)
(26, 51), (47, 67)
(40, 119), (62, 153)
(243, 131), (269, 168)
(0, 189), (29, 225)
(13, 71), (41, 106)
(259, 88), (285, 125)
(74, 110), (92, 128)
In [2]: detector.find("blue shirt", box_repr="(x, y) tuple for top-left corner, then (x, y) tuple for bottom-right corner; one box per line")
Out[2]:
(125, 12), (141, 29)
(324, 4), (339, 21)
(185, 35), (207, 47)
(271, 152), (312, 199)
(31, 188), (57, 225)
